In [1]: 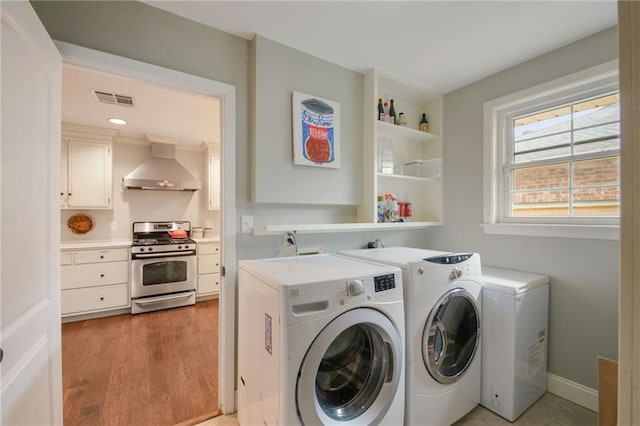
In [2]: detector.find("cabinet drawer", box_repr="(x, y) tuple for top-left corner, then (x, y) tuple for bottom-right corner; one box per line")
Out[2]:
(62, 261), (129, 290)
(198, 273), (220, 295)
(198, 243), (220, 255)
(62, 284), (129, 315)
(61, 252), (73, 266)
(198, 254), (220, 275)
(74, 248), (129, 264)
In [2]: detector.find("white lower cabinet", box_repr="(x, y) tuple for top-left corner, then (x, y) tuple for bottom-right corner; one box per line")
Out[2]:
(62, 284), (129, 315)
(197, 242), (220, 298)
(61, 247), (130, 317)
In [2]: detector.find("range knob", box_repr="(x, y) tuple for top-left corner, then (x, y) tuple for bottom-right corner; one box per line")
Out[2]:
(139, 248), (145, 252)
(178, 245), (182, 249)
(450, 268), (463, 280)
(347, 280), (365, 297)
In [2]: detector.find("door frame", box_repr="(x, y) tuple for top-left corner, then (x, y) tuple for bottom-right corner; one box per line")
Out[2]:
(618, 1), (640, 423)
(54, 41), (237, 414)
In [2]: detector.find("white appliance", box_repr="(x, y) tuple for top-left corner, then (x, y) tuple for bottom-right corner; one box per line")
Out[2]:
(238, 254), (405, 426)
(338, 247), (482, 426)
(481, 266), (550, 421)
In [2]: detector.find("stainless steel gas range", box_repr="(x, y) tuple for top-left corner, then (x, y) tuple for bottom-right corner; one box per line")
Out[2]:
(130, 221), (197, 314)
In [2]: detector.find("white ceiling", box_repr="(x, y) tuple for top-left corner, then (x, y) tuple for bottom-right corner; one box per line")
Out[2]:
(62, 64), (220, 147)
(144, 0), (618, 94)
(62, 1), (617, 148)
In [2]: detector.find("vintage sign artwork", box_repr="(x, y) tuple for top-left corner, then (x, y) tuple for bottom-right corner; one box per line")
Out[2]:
(292, 91), (340, 169)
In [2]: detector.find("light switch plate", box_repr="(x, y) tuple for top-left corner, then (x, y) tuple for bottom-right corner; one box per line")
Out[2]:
(241, 215), (253, 234)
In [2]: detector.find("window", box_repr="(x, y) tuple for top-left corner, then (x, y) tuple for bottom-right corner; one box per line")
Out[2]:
(483, 61), (619, 239)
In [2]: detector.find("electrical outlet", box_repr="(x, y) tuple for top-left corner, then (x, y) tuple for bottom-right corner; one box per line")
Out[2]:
(491, 387), (503, 410)
(110, 221), (117, 231)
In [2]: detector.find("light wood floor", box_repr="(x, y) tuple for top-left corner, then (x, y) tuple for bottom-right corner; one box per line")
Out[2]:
(62, 300), (220, 426)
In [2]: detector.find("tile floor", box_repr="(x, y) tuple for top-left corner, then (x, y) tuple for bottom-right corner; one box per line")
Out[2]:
(197, 392), (597, 426)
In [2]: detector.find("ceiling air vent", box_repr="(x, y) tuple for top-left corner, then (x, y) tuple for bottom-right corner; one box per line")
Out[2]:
(91, 90), (135, 108)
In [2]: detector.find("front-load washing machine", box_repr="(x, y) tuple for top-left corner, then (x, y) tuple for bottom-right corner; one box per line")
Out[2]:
(338, 247), (482, 426)
(237, 254), (405, 425)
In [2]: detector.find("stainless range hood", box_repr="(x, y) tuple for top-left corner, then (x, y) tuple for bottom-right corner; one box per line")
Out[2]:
(122, 141), (201, 191)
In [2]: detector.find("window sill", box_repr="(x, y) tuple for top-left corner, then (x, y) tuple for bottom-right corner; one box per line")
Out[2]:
(482, 223), (619, 240)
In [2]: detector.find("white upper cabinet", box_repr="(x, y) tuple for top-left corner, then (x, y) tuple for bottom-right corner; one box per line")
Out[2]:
(357, 69), (443, 226)
(203, 142), (221, 210)
(61, 124), (115, 209)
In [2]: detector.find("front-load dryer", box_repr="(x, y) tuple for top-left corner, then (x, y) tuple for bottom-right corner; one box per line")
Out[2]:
(238, 254), (405, 426)
(338, 247), (482, 426)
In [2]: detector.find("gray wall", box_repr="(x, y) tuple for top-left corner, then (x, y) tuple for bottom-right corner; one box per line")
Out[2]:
(427, 26), (619, 389)
(32, 1), (618, 390)
(252, 35), (363, 205)
(31, 2), (430, 256)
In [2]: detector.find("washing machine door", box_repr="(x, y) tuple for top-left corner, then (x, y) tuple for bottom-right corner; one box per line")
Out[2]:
(296, 308), (403, 425)
(422, 287), (480, 384)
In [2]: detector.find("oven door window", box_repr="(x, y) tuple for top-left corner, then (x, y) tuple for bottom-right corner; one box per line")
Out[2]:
(142, 260), (188, 286)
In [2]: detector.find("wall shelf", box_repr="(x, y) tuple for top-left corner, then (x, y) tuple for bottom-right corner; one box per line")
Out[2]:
(376, 120), (437, 142)
(357, 69), (444, 225)
(252, 221), (441, 236)
(376, 173), (438, 183)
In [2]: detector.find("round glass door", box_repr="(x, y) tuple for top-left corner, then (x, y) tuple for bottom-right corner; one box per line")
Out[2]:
(296, 308), (402, 425)
(422, 288), (480, 384)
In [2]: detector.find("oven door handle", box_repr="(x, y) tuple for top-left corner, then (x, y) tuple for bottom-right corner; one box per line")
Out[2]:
(133, 292), (194, 305)
(133, 251), (196, 259)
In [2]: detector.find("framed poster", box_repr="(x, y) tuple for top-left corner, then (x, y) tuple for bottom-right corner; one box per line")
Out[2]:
(292, 91), (340, 168)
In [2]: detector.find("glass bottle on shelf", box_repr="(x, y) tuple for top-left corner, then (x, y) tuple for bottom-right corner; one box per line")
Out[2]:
(377, 196), (385, 223)
(388, 99), (397, 124)
(419, 113), (429, 132)
(377, 98), (385, 121)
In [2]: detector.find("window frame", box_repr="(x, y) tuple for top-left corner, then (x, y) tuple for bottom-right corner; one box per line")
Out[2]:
(483, 60), (619, 240)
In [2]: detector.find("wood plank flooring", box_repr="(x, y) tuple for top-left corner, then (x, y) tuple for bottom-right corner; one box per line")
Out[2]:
(62, 300), (220, 426)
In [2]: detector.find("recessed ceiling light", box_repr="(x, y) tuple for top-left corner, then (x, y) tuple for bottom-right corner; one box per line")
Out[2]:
(108, 118), (127, 125)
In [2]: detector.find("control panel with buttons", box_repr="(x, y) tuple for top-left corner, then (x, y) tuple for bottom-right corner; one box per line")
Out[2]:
(424, 253), (474, 265)
(374, 273), (396, 292)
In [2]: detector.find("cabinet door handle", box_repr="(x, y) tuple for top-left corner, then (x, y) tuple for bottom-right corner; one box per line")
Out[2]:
(100, 274), (105, 278)
(100, 297), (104, 301)
(68, 193), (72, 196)
(60, 192), (64, 196)
(100, 255), (104, 259)
(0, 348), (3, 363)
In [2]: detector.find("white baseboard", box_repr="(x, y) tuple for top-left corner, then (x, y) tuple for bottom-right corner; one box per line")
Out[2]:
(547, 372), (599, 413)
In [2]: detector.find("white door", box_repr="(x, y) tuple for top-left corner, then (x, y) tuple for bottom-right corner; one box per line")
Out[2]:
(1, 2), (63, 425)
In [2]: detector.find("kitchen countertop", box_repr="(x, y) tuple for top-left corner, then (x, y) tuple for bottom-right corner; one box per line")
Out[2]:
(61, 240), (132, 250)
(192, 237), (220, 243)
(61, 237), (220, 250)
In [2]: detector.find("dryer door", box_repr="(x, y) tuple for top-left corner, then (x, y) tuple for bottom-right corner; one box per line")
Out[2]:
(296, 308), (402, 425)
(422, 287), (480, 384)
